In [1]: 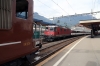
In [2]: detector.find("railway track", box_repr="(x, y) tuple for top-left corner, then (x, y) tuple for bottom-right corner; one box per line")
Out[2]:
(42, 35), (84, 45)
(30, 35), (85, 66)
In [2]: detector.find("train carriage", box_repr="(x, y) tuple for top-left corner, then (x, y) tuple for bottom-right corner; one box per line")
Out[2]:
(0, 0), (42, 66)
(44, 25), (91, 41)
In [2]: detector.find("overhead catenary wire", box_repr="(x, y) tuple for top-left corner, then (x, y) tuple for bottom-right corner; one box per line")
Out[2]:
(37, 0), (61, 14)
(50, 0), (71, 24)
(49, 11), (100, 19)
(51, 0), (69, 15)
(37, 0), (71, 22)
(65, 0), (76, 14)
(91, 0), (97, 19)
(96, 0), (99, 10)
(92, 0), (96, 11)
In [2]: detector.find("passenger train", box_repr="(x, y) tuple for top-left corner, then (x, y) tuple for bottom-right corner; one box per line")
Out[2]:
(44, 25), (90, 41)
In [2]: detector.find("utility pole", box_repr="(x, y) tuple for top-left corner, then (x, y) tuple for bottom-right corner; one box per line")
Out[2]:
(91, 9), (94, 19)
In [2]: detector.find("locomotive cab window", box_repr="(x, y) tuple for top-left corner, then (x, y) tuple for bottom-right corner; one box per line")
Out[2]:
(0, 0), (12, 29)
(45, 27), (49, 31)
(16, 0), (28, 19)
(46, 27), (48, 29)
(50, 27), (54, 31)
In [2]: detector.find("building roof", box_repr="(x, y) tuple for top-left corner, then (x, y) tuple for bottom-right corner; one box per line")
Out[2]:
(80, 19), (100, 29)
(16, 14), (54, 26)
(80, 19), (100, 24)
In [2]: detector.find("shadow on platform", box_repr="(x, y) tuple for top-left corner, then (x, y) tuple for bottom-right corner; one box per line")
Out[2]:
(86, 35), (100, 38)
(86, 61), (97, 66)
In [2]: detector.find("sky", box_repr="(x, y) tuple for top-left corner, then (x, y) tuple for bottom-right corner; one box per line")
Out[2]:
(34, 0), (100, 18)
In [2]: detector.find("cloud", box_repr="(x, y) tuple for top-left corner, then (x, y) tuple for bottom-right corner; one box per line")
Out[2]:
(34, 0), (100, 18)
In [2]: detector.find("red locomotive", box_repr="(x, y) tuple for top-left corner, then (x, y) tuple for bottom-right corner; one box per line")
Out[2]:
(44, 25), (71, 41)
(44, 25), (91, 41)
(0, 0), (42, 66)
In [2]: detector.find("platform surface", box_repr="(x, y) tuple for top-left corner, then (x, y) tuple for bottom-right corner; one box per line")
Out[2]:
(40, 35), (100, 66)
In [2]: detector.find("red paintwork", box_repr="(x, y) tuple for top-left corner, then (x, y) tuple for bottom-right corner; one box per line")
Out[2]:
(0, 0), (39, 64)
(44, 26), (71, 38)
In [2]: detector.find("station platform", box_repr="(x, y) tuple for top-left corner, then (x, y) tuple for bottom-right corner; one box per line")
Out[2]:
(37, 35), (100, 66)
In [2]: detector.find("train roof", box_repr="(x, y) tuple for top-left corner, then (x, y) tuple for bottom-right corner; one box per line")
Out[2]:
(46, 25), (70, 29)
(46, 25), (58, 27)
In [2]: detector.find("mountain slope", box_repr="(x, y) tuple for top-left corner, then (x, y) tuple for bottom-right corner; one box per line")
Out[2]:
(34, 12), (52, 23)
(53, 14), (96, 27)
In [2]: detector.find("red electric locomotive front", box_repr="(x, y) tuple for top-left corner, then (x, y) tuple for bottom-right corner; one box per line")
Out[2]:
(44, 25), (71, 41)
(0, 0), (41, 66)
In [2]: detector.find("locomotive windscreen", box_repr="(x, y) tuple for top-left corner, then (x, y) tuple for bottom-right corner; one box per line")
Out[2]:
(16, 0), (28, 12)
(16, 0), (28, 19)
(46, 27), (48, 29)
(50, 27), (54, 31)
(46, 27), (56, 31)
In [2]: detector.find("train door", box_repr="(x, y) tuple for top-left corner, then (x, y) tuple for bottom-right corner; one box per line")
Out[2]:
(33, 23), (42, 48)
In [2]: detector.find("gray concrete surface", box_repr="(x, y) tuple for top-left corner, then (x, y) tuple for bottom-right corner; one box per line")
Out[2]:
(42, 35), (100, 66)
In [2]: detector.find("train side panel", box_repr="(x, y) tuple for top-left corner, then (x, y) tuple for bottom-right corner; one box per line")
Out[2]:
(0, 0), (40, 65)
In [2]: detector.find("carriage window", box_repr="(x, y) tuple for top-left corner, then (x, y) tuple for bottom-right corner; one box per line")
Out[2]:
(33, 24), (39, 31)
(16, 0), (28, 19)
(33, 23), (40, 39)
(0, 0), (12, 29)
